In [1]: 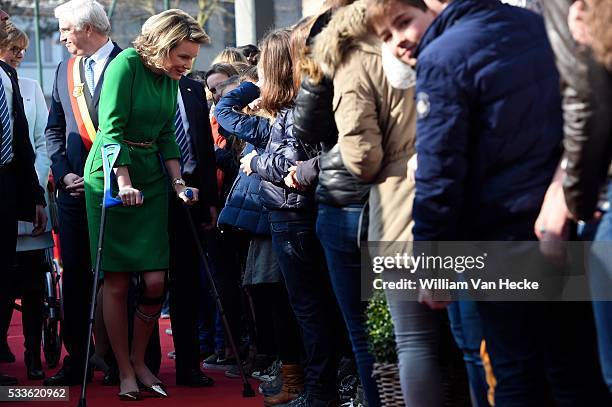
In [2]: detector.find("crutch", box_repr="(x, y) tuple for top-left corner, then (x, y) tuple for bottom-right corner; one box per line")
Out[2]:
(77, 143), (126, 407)
(182, 188), (255, 397)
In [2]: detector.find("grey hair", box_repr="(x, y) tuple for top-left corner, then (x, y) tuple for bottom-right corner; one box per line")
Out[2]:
(54, 0), (111, 35)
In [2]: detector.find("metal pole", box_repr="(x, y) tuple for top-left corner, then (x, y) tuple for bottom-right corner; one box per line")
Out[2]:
(108, 0), (118, 20)
(164, 0), (170, 10)
(34, 0), (43, 87)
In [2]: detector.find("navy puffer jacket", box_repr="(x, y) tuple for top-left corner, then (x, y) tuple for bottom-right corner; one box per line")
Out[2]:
(250, 107), (319, 212)
(413, 0), (563, 241)
(215, 82), (271, 235)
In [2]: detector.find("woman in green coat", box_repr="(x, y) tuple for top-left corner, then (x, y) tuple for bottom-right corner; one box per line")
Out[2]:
(83, 9), (209, 400)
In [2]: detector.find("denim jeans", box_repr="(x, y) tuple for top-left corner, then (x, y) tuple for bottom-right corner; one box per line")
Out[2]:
(447, 302), (488, 407)
(270, 215), (342, 401)
(476, 301), (609, 406)
(590, 180), (612, 393)
(316, 204), (381, 407)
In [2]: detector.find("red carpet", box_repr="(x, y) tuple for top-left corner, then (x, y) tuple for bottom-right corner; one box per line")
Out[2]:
(2, 311), (264, 406)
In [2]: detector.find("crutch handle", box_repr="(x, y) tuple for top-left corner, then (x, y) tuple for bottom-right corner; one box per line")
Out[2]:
(184, 188), (194, 200)
(104, 195), (123, 208)
(103, 192), (144, 208)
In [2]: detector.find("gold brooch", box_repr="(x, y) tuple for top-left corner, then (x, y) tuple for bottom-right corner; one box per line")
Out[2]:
(73, 83), (84, 98)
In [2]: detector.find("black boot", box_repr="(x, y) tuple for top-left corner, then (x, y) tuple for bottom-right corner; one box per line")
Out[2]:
(25, 350), (44, 380)
(0, 342), (15, 363)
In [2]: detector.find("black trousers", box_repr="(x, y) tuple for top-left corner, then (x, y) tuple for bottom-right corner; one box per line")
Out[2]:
(0, 169), (18, 352)
(203, 227), (249, 355)
(168, 196), (203, 375)
(2, 250), (46, 353)
(56, 192), (92, 374)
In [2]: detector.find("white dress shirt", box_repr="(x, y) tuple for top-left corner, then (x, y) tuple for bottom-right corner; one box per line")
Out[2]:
(84, 38), (114, 90)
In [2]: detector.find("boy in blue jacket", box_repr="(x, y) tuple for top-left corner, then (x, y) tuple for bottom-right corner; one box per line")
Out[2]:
(368, 0), (610, 405)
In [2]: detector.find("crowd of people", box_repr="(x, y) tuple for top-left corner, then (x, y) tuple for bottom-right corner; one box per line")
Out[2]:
(0, 0), (610, 406)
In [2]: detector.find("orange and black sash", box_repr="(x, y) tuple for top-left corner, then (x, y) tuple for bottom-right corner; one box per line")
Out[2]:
(67, 56), (97, 151)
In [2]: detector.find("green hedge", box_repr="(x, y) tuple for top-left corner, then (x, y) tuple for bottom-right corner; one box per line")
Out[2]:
(365, 291), (397, 364)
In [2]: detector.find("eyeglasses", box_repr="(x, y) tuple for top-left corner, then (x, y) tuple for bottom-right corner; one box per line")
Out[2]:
(9, 46), (25, 56)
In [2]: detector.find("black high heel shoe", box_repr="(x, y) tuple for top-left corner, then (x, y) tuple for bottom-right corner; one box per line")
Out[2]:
(118, 378), (142, 401)
(138, 380), (168, 398)
(117, 390), (142, 401)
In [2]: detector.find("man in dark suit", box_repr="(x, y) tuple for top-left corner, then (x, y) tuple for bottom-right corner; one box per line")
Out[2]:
(0, 8), (47, 386)
(168, 75), (218, 387)
(43, 0), (123, 386)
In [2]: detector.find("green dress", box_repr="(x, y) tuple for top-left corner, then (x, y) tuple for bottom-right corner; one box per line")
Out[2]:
(84, 48), (180, 274)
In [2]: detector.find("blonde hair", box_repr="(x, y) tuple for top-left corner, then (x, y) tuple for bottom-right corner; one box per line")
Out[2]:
(0, 22), (29, 52)
(133, 9), (210, 71)
(212, 47), (246, 65)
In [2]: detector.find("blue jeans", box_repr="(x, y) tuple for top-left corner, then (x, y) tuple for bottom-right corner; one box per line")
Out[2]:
(447, 302), (488, 407)
(590, 181), (612, 393)
(270, 215), (342, 401)
(316, 204), (381, 407)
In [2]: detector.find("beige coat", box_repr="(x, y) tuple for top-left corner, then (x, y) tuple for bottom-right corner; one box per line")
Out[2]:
(312, 0), (417, 242)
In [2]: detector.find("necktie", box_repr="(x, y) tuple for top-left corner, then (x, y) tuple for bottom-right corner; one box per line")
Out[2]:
(85, 58), (96, 96)
(174, 105), (190, 171)
(0, 81), (13, 165)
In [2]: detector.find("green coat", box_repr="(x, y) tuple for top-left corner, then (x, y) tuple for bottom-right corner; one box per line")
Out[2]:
(84, 48), (180, 274)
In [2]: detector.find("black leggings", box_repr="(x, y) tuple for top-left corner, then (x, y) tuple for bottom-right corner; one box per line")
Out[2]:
(249, 282), (302, 364)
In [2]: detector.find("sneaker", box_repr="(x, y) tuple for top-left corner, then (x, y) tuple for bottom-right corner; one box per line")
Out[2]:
(259, 373), (282, 396)
(167, 351), (176, 359)
(287, 393), (339, 407)
(255, 359), (281, 381)
(285, 392), (309, 407)
(202, 351), (237, 370)
(338, 375), (359, 406)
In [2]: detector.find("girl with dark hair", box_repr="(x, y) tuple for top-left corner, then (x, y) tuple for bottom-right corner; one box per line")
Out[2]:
(239, 26), (345, 407)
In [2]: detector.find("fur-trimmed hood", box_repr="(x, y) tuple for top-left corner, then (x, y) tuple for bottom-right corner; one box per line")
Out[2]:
(311, 0), (378, 77)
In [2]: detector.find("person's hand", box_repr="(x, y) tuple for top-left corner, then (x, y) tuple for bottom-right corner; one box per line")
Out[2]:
(201, 206), (218, 231)
(534, 181), (570, 265)
(32, 205), (47, 237)
(248, 97), (262, 111)
(407, 154), (418, 183)
(63, 173), (85, 197)
(118, 187), (144, 207)
(284, 165), (301, 189)
(240, 150), (258, 176)
(176, 185), (199, 205)
(568, 1), (592, 46)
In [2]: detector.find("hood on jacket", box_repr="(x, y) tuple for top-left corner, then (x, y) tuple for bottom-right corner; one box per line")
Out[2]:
(311, 0), (413, 89)
(311, 0), (371, 76)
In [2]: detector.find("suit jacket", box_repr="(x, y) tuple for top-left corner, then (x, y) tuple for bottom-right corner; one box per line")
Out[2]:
(45, 43), (122, 191)
(0, 61), (45, 221)
(179, 76), (218, 217)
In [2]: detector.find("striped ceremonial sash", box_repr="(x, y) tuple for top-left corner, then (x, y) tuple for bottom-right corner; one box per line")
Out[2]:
(67, 56), (97, 151)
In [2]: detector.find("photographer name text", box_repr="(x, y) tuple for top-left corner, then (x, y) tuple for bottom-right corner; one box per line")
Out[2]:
(373, 278), (540, 291)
